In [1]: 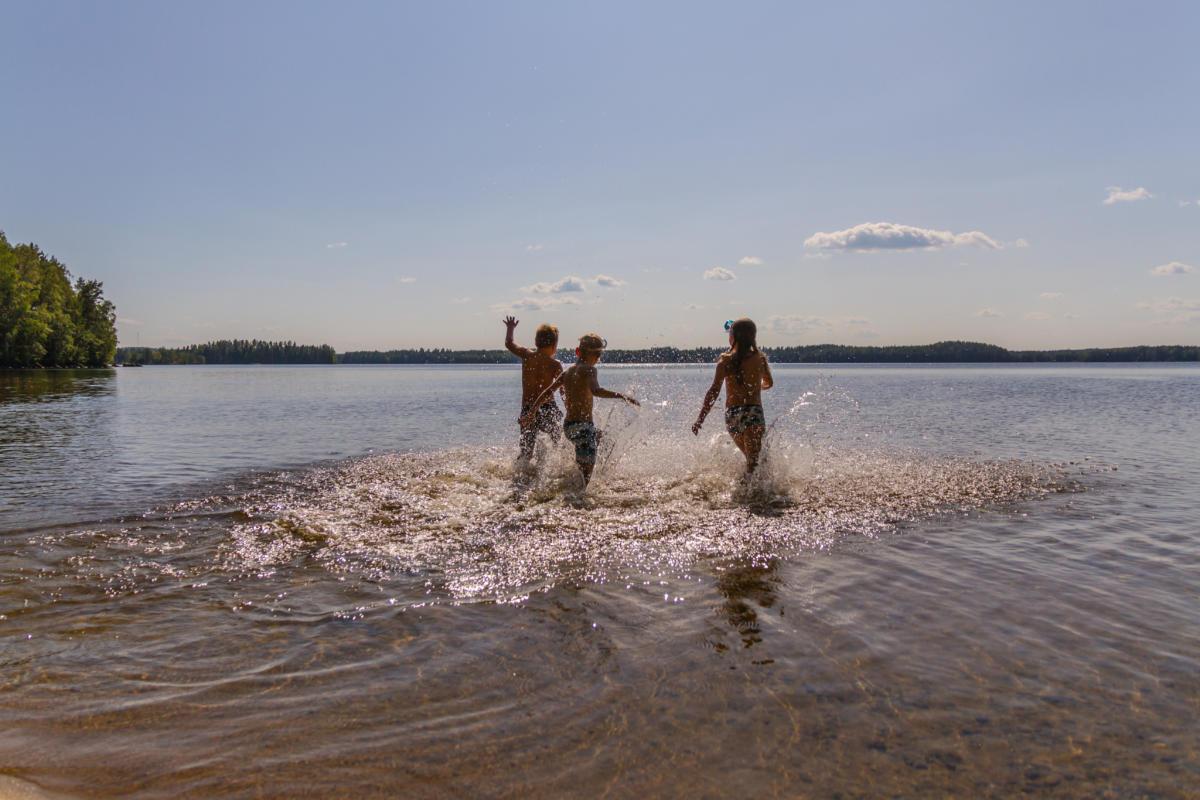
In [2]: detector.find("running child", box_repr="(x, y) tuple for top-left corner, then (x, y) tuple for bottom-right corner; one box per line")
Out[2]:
(504, 316), (564, 459)
(691, 318), (774, 473)
(521, 332), (639, 486)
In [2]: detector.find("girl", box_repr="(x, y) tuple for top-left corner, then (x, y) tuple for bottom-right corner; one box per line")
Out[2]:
(692, 318), (774, 472)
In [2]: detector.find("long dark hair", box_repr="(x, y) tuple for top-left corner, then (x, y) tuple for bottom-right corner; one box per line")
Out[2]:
(728, 318), (758, 375)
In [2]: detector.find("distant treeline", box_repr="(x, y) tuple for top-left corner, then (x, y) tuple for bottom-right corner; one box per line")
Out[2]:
(114, 340), (1200, 366)
(118, 340), (336, 365)
(340, 348), (514, 364)
(1, 232), (118, 368)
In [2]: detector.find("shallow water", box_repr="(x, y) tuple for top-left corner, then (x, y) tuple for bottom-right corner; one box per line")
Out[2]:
(1, 365), (1198, 797)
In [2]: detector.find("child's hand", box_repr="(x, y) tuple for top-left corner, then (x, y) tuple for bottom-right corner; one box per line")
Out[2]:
(503, 315), (519, 329)
(691, 420), (702, 435)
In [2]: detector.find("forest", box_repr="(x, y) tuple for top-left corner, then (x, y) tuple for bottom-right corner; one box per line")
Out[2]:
(117, 340), (1200, 365)
(0, 232), (118, 368)
(118, 340), (337, 365)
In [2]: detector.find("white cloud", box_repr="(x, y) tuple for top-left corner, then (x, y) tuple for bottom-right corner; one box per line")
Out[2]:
(738, 256), (763, 267)
(1013, 238), (1031, 248)
(1024, 312), (1051, 321)
(525, 243), (544, 252)
(768, 315), (833, 336)
(523, 275), (587, 294)
(1103, 186), (1153, 205)
(1039, 292), (1064, 300)
(325, 241), (348, 249)
(1150, 261), (1195, 277)
(593, 274), (627, 288)
(494, 295), (583, 312)
(975, 308), (1003, 318)
(397, 277), (417, 284)
(703, 267), (736, 281)
(1179, 200), (1192, 207)
(803, 222), (1001, 252)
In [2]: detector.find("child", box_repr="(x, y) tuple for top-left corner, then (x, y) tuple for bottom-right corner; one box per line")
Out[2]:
(692, 318), (774, 473)
(521, 332), (639, 485)
(504, 316), (564, 460)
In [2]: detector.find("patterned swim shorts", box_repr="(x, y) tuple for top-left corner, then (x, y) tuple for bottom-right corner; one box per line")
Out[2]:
(563, 420), (601, 465)
(724, 404), (766, 435)
(519, 402), (563, 458)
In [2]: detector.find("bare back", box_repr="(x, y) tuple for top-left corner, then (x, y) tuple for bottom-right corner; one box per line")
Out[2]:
(560, 363), (597, 422)
(521, 351), (563, 408)
(722, 350), (771, 407)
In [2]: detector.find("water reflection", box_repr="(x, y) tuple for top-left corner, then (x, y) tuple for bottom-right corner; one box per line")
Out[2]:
(0, 368), (116, 404)
(0, 370), (117, 529)
(714, 559), (780, 650)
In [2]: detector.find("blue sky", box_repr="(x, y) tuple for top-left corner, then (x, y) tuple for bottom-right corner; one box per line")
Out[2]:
(2, 0), (1198, 350)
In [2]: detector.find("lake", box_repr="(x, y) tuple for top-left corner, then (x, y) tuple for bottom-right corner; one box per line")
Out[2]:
(1, 364), (1197, 797)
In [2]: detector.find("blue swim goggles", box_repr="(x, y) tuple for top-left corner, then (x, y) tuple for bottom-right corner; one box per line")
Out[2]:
(724, 319), (734, 331)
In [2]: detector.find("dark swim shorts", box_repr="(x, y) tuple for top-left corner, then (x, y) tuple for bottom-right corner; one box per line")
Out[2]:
(519, 402), (563, 458)
(724, 404), (766, 435)
(563, 420), (600, 465)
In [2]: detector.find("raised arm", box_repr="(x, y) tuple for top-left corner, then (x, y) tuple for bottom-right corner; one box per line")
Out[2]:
(590, 369), (639, 405)
(503, 316), (532, 359)
(692, 359), (727, 435)
(520, 371), (567, 424)
(761, 353), (774, 390)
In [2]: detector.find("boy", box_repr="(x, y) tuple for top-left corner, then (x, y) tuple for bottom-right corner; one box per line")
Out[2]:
(521, 333), (638, 485)
(504, 316), (565, 459)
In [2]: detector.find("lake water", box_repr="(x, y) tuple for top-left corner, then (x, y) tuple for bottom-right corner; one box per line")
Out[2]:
(1, 364), (1197, 798)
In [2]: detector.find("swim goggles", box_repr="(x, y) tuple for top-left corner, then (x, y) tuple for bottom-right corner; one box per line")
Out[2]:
(724, 320), (734, 331)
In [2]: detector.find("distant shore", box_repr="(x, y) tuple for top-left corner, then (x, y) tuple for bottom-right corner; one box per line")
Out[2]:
(111, 340), (1200, 366)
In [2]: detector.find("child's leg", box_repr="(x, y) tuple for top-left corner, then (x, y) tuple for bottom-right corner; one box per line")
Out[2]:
(742, 426), (765, 472)
(519, 423), (536, 460)
(578, 460), (594, 484)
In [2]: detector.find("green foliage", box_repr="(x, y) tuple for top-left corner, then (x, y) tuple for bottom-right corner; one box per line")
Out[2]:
(117, 340), (337, 365)
(0, 231), (117, 368)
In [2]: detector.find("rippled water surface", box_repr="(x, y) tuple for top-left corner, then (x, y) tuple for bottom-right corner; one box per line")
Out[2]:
(1, 365), (1197, 798)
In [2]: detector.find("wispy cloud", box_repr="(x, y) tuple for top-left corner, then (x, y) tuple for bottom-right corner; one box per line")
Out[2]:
(1024, 312), (1051, 321)
(325, 241), (349, 249)
(1136, 297), (1200, 313)
(975, 308), (1003, 318)
(525, 243), (544, 252)
(1039, 292), (1064, 300)
(737, 256), (763, 267)
(1013, 238), (1031, 248)
(593, 274), (627, 288)
(397, 277), (417, 284)
(768, 315), (833, 336)
(493, 295), (583, 312)
(1136, 297), (1200, 324)
(804, 222), (1000, 252)
(703, 267), (736, 281)
(1150, 261), (1195, 277)
(1103, 186), (1153, 205)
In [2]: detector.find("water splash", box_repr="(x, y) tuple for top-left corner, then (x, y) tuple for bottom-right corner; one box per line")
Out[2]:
(218, 381), (1072, 602)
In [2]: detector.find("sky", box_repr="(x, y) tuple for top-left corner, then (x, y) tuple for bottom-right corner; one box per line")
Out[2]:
(2, 0), (1198, 351)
